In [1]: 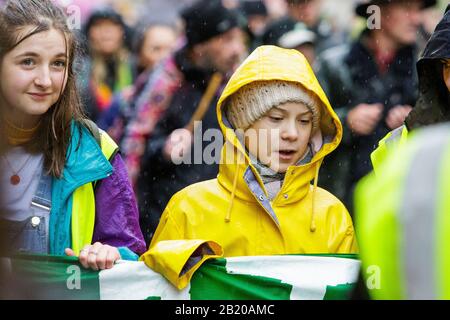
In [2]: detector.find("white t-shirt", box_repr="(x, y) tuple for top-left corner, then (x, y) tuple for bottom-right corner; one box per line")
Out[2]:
(0, 147), (45, 221)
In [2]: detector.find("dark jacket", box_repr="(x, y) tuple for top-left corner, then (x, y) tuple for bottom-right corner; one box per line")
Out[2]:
(315, 31), (419, 208)
(406, 5), (450, 129)
(137, 48), (222, 244)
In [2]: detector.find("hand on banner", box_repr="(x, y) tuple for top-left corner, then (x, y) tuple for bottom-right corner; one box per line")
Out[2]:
(65, 242), (121, 271)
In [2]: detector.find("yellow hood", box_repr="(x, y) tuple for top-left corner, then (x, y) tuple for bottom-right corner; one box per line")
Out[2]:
(217, 46), (342, 222)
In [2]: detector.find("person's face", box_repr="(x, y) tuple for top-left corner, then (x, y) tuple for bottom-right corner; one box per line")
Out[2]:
(381, 0), (422, 46)
(443, 59), (450, 92)
(89, 19), (124, 56)
(289, 0), (322, 28)
(197, 27), (247, 75)
(140, 26), (177, 70)
(245, 102), (313, 173)
(248, 15), (268, 37)
(0, 27), (68, 128)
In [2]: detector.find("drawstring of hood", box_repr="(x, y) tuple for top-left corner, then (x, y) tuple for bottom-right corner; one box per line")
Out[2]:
(310, 160), (321, 233)
(225, 160), (240, 223)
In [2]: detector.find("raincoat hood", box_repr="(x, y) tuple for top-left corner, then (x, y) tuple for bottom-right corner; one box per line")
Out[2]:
(406, 5), (450, 129)
(216, 45), (342, 213)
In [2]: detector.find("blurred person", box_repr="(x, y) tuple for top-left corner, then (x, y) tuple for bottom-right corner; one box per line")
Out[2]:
(97, 22), (179, 143)
(283, 0), (345, 54)
(121, 0), (247, 245)
(371, 4), (450, 172)
(133, 0), (196, 28)
(264, 0), (288, 20)
(78, 7), (135, 123)
(241, 0), (270, 50)
(416, 5), (445, 53)
(262, 18), (317, 64)
(135, 23), (178, 76)
(0, 0), (145, 269)
(223, 0), (240, 9)
(287, 0), (322, 28)
(355, 122), (450, 299)
(315, 0), (436, 211)
(140, 46), (357, 290)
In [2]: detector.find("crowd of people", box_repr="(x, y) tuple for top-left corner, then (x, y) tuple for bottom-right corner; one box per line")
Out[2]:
(0, 0), (449, 299)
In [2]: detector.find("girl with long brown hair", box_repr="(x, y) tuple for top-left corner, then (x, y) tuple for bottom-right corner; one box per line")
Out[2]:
(0, 0), (145, 270)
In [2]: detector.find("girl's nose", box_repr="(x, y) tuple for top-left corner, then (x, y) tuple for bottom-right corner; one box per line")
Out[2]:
(281, 121), (299, 141)
(34, 67), (52, 89)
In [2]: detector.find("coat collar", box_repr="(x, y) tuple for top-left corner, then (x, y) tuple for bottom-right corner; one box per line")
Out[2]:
(55, 121), (113, 203)
(49, 120), (113, 255)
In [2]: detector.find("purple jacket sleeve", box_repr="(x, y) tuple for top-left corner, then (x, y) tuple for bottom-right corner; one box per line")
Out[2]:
(93, 153), (147, 255)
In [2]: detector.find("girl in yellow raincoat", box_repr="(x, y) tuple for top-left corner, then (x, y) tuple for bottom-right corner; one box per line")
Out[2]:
(141, 46), (358, 289)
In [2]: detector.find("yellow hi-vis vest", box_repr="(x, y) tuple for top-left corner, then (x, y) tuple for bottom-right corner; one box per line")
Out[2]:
(371, 125), (409, 174)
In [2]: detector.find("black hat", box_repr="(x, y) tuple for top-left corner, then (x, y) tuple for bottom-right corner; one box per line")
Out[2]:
(241, 0), (268, 17)
(180, 0), (240, 47)
(355, 0), (437, 18)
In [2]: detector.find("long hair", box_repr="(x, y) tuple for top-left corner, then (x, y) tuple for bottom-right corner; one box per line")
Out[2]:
(0, 0), (86, 177)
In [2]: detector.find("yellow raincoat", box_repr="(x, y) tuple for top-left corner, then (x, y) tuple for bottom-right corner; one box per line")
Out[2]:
(140, 46), (358, 289)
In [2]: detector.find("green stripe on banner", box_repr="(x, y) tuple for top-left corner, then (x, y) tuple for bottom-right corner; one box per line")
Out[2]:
(9, 254), (100, 300)
(190, 259), (292, 300)
(8, 254), (360, 300)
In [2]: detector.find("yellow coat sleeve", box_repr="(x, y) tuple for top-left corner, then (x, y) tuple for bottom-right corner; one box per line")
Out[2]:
(328, 202), (359, 254)
(140, 205), (223, 290)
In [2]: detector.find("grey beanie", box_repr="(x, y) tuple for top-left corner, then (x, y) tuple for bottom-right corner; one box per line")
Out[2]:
(226, 80), (321, 130)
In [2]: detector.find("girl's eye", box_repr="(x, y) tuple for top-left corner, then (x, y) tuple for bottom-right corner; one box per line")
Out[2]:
(21, 58), (35, 66)
(269, 116), (283, 122)
(299, 119), (312, 124)
(53, 60), (67, 68)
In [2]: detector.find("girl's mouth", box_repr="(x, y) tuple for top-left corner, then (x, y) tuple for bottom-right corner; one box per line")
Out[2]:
(28, 93), (51, 101)
(278, 150), (296, 161)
